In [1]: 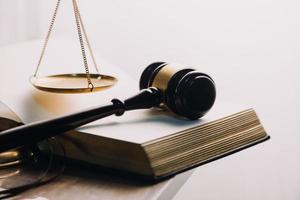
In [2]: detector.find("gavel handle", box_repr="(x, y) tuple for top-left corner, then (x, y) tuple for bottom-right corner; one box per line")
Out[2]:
(0, 88), (162, 153)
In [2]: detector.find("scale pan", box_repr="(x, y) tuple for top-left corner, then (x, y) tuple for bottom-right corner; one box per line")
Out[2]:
(30, 73), (117, 93)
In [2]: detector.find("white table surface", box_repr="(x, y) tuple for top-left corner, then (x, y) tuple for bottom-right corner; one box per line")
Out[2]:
(0, 34), (299, 199)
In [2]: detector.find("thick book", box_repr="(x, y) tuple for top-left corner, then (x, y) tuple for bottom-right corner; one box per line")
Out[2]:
(56, 107), (269, 180)
(0, 61), (269, 181)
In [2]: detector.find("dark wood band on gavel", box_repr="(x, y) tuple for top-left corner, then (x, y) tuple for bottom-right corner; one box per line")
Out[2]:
(0, 62), (216, 152)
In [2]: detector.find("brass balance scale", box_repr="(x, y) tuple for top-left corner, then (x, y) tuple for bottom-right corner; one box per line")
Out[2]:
(0, 0), (117, 193)
(30, 0), (117, 93)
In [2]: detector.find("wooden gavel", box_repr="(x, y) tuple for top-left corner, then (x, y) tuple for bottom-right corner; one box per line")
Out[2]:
(0, 62), (216, 152)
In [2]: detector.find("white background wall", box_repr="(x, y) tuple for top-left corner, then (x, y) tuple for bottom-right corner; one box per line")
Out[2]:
(0, 0), (40, 45)
(34, 0), (300, 80)
(2, 0), (300, 80)
(1, 1), (300, 199)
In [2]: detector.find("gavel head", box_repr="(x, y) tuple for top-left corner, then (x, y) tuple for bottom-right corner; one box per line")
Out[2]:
(139, 62), (216, 120)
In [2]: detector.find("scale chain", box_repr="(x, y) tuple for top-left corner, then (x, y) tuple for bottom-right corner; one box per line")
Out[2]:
(34, 0), (100, 91)
(72, 0), (94, 90)
(73, 0), (100, 74)
(34, 0), (61, 77)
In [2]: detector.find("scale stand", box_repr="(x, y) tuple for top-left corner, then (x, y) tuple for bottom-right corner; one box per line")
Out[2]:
(31, 0), (117, 93)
